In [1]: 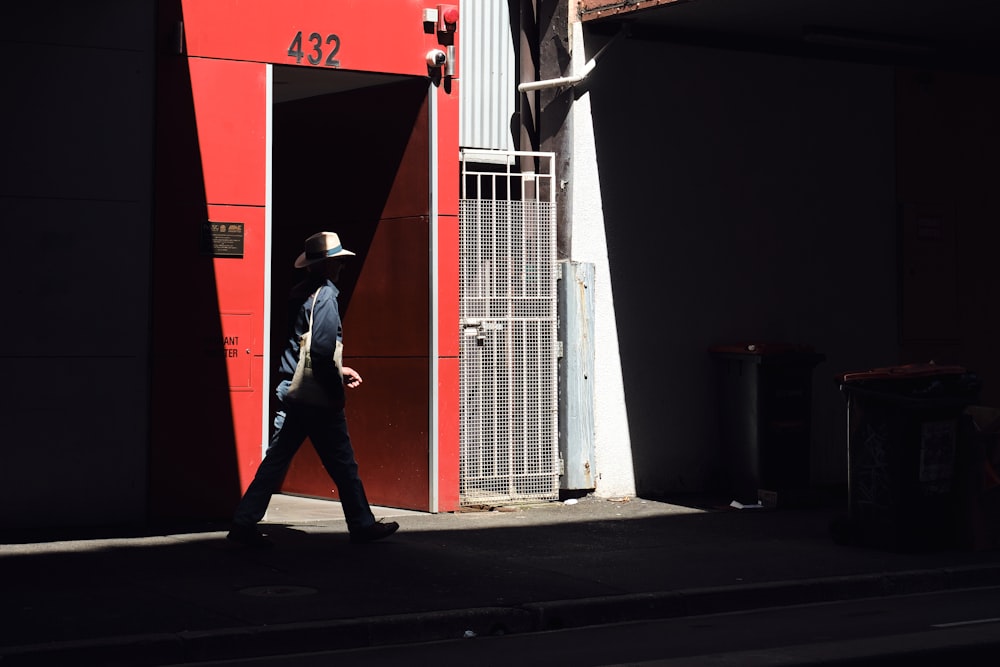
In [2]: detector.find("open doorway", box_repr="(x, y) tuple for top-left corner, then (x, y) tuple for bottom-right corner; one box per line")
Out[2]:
(269, 65), (434, 510)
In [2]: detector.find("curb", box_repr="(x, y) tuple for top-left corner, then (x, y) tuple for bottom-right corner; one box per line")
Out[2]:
(637, 624), (1000, 667)
(3, 563), (1000, 666)
(525, 562), (1000, 631)
(0, 608), (534, 667)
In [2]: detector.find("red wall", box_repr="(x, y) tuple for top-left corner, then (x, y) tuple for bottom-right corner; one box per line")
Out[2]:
(181, 0), (450, 76)
(151, 0), (460, 519)
(435, 82), (461, 511)
(151, 53), (268, 520)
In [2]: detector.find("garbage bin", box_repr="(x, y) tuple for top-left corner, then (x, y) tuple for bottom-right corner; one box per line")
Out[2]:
(837, 363), (980, 551)
(711, 343), (825, 507)
(956, 406), (1000, 551)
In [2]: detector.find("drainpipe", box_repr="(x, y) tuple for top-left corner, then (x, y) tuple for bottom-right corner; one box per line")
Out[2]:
(517, 29), (622, 93)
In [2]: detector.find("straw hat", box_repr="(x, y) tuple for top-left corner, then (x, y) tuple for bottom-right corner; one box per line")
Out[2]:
(294, 232), (356, 268)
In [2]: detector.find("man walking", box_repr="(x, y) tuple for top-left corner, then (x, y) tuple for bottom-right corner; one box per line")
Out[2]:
(228, 231), (399, 547)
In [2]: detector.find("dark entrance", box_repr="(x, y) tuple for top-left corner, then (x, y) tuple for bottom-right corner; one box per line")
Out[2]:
(271, 66), (434, 510)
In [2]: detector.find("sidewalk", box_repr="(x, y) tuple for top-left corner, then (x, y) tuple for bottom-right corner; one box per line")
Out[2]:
(2, 494), (999, 666)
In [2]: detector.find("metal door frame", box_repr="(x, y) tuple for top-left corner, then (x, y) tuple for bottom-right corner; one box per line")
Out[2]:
(458, 150), (559, 505)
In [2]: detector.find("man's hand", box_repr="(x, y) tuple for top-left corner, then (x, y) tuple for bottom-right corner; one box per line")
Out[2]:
(342, 366), (363, 389)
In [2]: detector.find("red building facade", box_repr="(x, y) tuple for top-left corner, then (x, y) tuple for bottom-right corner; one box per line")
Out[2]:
(150, 0), (461, 520)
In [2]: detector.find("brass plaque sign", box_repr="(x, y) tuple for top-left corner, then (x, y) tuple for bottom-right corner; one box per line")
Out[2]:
(202, 222), (245, 258)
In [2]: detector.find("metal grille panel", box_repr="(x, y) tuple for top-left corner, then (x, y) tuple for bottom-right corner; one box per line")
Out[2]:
(459, 151), (559, 505)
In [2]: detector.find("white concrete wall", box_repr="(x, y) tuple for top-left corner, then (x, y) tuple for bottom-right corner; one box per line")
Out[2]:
(571, 28), (898, 498)
(568, 25), (636, 499)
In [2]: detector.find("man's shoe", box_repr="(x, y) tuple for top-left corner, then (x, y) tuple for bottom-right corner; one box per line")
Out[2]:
(350, 519), (399, 544)
(227, 524), (274, 548)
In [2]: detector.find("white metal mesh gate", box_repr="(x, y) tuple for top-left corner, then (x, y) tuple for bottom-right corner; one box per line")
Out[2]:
(459, 150), (559, 505)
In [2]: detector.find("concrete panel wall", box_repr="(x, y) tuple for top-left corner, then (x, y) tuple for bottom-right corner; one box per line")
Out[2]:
(0, 2), (155, 528)
(583, 38), (898, 497)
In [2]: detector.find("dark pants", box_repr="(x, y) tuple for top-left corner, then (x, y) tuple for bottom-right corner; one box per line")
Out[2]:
(233, 389), (375, 532)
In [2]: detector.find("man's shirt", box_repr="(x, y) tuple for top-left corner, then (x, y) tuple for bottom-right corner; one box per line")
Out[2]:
(278, 276), (345, 402)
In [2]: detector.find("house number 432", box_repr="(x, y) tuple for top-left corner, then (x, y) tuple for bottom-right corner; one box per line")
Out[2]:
(287, 31), (341, 67)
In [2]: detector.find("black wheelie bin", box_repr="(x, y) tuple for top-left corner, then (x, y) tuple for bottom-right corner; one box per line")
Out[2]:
(711, 343), (825, 508)
(836, 363), (980, 551)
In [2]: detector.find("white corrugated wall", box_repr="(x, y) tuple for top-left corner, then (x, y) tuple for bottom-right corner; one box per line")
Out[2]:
(459, 0), (516, 151)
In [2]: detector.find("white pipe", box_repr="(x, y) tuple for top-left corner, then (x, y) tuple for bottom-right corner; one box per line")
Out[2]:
(262, 64), (273, 458)
(517, 59), (596, 92)
(517, 30), (622, 93)
(428, 81), (440, 514)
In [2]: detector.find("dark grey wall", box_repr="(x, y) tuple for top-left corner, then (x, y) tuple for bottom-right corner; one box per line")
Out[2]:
(586, 39), (898, 496)
(0, 2), (156, 528)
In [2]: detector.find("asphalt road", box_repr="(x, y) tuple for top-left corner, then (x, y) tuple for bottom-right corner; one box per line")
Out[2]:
(168, 585), (1000, 666)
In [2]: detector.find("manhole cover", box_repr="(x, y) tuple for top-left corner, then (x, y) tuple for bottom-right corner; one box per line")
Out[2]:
(239, 585), (318, 598)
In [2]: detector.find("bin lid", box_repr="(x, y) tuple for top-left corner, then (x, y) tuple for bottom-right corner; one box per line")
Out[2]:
(838, 362), (968, 385)
(710, 343), (825, 367)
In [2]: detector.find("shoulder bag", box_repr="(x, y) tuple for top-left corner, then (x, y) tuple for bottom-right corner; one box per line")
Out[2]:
(285, 288), (343, 406)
